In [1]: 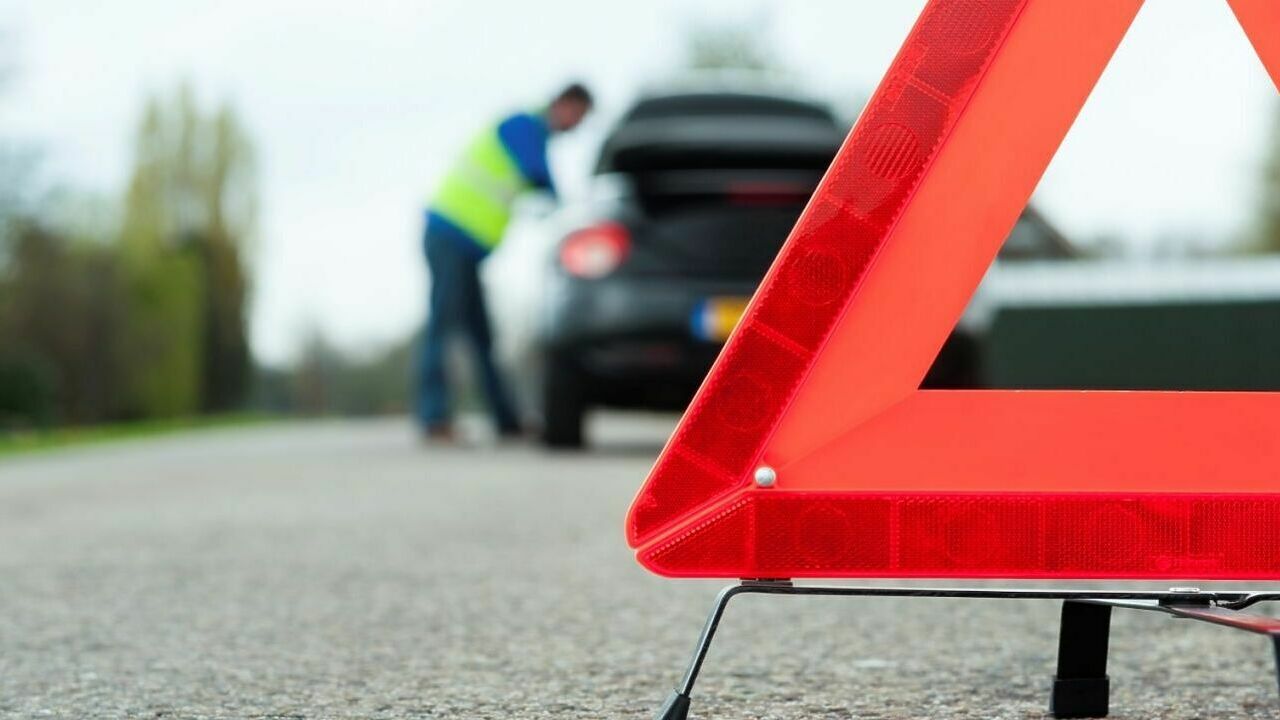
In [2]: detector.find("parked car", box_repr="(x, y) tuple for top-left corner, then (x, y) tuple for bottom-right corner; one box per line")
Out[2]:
(526, 87), (1074, 448)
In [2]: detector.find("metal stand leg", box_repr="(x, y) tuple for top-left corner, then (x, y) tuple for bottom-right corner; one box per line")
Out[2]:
(1273, 636), (1280, 698)
(1141, 600), (1280, 708)
(653, 584), (749, 720)
(648, 583), (1280, 720)
(1050, 601), (1112, 718)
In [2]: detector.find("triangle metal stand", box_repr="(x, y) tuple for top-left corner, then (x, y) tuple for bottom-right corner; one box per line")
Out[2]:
(652, 581), (1280, 720)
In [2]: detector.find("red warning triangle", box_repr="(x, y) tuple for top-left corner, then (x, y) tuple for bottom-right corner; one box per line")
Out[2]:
(626, 0), (1280, 580)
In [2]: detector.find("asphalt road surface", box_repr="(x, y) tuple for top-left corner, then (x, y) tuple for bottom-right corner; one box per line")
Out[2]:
(3, 415), (1279, 719)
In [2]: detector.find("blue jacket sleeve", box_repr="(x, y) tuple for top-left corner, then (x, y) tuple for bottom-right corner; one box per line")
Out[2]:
(497, 113), (555, 197)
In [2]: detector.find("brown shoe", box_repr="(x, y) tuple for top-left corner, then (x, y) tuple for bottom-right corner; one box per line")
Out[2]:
(421, 423), (456, 444)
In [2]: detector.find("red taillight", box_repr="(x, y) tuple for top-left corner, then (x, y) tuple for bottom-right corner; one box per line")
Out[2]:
(559, 223), (630, 279)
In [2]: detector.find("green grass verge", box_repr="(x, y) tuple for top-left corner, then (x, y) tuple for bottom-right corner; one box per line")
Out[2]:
(0, 413), (278, 458)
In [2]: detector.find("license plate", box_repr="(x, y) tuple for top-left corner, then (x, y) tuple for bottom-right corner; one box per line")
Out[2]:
(691, 297), (750, 342)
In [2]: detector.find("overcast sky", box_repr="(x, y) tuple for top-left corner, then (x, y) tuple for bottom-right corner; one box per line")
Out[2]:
(1, 0), (1276, 364)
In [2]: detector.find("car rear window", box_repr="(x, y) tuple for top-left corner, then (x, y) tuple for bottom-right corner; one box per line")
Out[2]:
(598, 93), (845, 175)
(622, 93), (837, 122)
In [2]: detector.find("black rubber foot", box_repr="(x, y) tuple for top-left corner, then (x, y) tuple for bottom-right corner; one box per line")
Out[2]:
(653, 690), (691, 720)
(1050, 675), (1110, 718)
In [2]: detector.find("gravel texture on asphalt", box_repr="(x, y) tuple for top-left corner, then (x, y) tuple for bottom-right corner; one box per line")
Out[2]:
(2, 416), (1279, 719)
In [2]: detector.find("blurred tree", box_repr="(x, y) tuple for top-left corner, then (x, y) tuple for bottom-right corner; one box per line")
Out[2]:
(0, 78), (260, 427)
(1258, 102), (1280, 253)
(246, 323), (413, 419)
(277, 329), (412, 417)
(39, 186), (120, 243)
(0, 146), (34, 238)
(0, 35), (64, 428)
(119, 85), (257, 416)
(0, 221), (128, 426)
(288, 328), (337, 416)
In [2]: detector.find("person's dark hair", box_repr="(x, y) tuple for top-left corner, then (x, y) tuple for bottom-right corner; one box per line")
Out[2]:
(554, 82), (593, 108)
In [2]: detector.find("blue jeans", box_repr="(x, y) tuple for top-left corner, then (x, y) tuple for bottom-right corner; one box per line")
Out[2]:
(416, 225), (520, 433)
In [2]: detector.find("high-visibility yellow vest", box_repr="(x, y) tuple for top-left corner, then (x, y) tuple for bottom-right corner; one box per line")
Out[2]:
(430, 114), (547, 250)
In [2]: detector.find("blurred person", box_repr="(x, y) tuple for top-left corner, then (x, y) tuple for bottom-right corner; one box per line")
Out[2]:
(417, 83), (593, 441)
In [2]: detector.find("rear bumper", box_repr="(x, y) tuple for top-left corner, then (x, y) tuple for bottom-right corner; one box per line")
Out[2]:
(541, 275), (757, 408)
(544, 275), (755, 342)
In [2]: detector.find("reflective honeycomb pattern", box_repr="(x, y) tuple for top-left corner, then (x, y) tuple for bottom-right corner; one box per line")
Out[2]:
(628, 0), (1028, 546)
(642, 493), (1280, 579)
